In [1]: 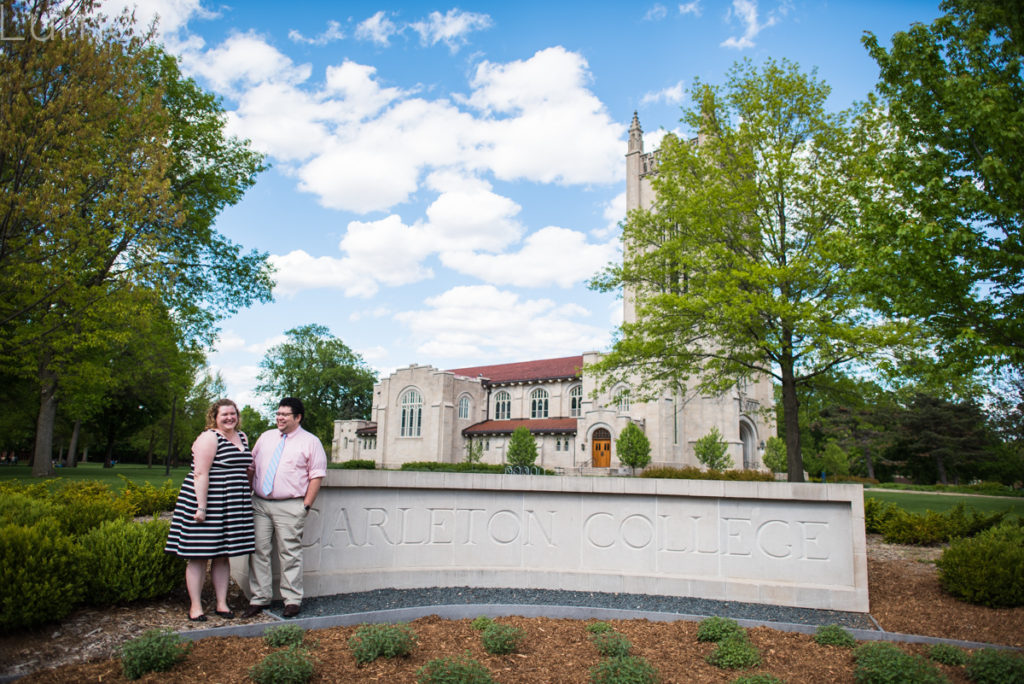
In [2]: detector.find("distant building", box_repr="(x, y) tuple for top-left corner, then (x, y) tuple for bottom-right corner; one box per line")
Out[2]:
(334, 114), (775, 472)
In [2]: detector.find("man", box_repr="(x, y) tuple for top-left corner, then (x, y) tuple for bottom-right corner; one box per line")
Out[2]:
(244, 397), (327, 618)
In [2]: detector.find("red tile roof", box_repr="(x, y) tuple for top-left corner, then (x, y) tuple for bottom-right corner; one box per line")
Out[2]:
(463, 418), (578, 436)
(448, 355), (584, 385)
(355, 423), (377, 435)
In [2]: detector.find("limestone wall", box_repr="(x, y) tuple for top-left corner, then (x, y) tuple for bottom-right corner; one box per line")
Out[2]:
(298, 471), (868, 612)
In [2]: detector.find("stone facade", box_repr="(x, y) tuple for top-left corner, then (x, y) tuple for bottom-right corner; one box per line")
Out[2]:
(334, 114), (775, 472)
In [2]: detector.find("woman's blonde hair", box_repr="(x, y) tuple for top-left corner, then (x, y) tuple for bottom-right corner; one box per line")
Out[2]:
(205, 399), (240, 430)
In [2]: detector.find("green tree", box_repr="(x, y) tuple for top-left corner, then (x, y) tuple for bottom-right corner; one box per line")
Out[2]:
(506, 426), (538, 468)
(590, 59), (916, 482)
(0, 3), (271, 476)
(763, 436), (787, 474)
(864, 0), (1024, 368)
(892, 394), (995, 485)
(240, 405), (273, 441)
(616, 422), (651, 474)
(255, 324), (377, 447)
(694, 427), (732, 471)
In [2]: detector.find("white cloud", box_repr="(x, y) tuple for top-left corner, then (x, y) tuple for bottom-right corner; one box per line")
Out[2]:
(721, 0), (778, 50)
(596, 191), (627, 240)
(644, 4), (668, 21)
(339, 215), (435, 287)
(395, 286), (609, 361)
(641, 80), (686, 105)
(679, 1), (702, 16)
(269, 250), (372, 297)
(355, 11), (398, 46)
(409, 9), (492, 53)
(442, 227), (616, 288)
(349, 307), (392, 322)
(289, 19), (345, 46)
(97, 0), (214, 34)
(214, 330), (247, 352)
(180, 31), (311, 95)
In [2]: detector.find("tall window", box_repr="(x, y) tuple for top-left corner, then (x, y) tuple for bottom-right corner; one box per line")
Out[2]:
(495, 391), (511, 420)
(530, 388), (549, 418)
(615, 388), (630, 413)
(400, 389), (422, 437)
(570, 385), (582, 417)
(458, 396), (470, 419)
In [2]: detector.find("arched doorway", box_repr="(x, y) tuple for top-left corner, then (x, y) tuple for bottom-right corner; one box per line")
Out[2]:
(591, 428), (611, 468)
(740, 421), (756, 469)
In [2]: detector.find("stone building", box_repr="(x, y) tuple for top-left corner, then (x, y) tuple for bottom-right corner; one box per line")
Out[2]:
(333, 114), (775, 472)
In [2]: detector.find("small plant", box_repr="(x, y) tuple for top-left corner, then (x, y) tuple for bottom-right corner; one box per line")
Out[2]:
(926, 643), (967, 666)
(590, 631), (632, 657)
(119, 628), (192, 680)
(248, 645), (316, 684)
(589, 655), (659, 684)
(813, 624), (857, 648)
(694, 427), (733, 470)
(937, 522), (1024, 607)
(732, 675), (784, 684)
(264, 623), (306, 648)
(706, 633), (761, 670)
(616, 422), (652, 474)
(506, 426), (538, 468)
(965, 648), (1024, 684)
(697, 616), (744, 643)
(481, 622), (525, 655)
(471, 615), (493, 630)
(348, 622), (418, 664)
(417, 651), (495, 684)
(852, 642), (948, 684)
(586, 621), (615, 634)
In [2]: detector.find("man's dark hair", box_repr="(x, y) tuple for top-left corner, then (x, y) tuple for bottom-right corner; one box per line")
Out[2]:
(279, 397), (305, 422)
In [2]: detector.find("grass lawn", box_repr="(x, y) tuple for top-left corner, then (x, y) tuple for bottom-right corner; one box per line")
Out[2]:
(0, 461), (190, 489)
(865, 488), (1024, 520)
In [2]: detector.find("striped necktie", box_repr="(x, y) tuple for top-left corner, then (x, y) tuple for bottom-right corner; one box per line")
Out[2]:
(261, 433), (287, 497)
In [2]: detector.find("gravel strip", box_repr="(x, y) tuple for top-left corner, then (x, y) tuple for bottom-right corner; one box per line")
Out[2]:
(290, 587), (877, 630)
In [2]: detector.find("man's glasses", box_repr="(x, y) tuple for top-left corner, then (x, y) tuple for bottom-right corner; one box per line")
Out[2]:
(275, 412), (293, 417)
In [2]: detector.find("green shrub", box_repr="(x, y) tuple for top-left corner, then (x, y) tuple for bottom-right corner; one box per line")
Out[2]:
(697, 616), (745, 643)
(399, 461), (511, 474)
(589, 655), (659, 684)
(732, 675), (785, 684)
(506, 426), (538, 468)
(591, 631), (632, 657)
(639, 466), (773, 481)
(863, 497), (903, 534)
(706, 634), (760, 669)
(813, 624), (857, 648)
(763, 436), (787, 474)
(925, 643), (967, 666)
(78, 518), (185, 605)
(471, 615), (493, 630)
(119, 628), (192, 680)
(936, 522), (1024, 607)
(881, 502), (1008, 546)
(54, 481), (133, 535)
(695, 427), (733, 471)
(0, 519), (84, 631)
(965, 648), (1024, 683)
(248, 645), (316, 684)
(417, 651), (495, 684)
(586, 621), (615, 634)
(265, 623), (306, 648)
(117, 476), (179, 516)
(481, 622), (525, 655)
(852, 642), (948, 683)
(0, 491), (58, 527)
(327, 459), (377, 469)
(348, 622), (418, 664)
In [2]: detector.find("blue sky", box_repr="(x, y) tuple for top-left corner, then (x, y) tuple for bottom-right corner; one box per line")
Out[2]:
(106, 0), (941, 411)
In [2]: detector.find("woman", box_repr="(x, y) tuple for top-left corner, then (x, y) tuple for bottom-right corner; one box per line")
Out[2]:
(165, 399), (255, 621)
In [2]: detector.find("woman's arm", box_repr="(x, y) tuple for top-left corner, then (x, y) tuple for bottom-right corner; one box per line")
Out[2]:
(190, 431), (217, 522)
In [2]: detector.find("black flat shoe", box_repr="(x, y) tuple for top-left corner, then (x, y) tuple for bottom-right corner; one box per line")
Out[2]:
(215, 610), (235, 619)
(188, 614), (207, 622)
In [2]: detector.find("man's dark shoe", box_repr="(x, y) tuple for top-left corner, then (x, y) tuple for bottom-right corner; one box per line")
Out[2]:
(242, 604), (265, 618)
(282, 604), (300, 618)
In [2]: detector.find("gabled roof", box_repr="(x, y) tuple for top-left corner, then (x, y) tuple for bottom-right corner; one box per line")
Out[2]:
(448, 355), (584, 386)
(463, 418), (578, 436)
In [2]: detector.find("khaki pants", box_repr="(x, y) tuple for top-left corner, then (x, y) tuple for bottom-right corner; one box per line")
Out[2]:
(249, 496), (306, 606)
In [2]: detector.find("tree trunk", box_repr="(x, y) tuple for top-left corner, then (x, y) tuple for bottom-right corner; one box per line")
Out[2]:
(32, 365), (58, 477)
(863, 447), (876, 480)
(146, 426), (156, 467)
(935, 453), (948, 485)
(780, 367), (804, 483)
(65, 419), (81, 468)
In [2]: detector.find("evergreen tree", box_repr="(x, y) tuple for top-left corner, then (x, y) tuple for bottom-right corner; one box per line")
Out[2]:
(506, 426), (538, 468)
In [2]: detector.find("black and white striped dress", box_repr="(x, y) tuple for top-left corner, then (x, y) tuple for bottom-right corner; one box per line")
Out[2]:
(165, 430), (256, 558)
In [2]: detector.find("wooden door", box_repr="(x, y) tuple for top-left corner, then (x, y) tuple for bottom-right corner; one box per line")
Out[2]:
(591, 428), (611, 468)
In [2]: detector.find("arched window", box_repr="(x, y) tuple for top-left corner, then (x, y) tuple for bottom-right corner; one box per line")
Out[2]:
(569, 385), (583, 417)
(494, 391), (511, 420)
(458, 396), (470, 419)
(530, 388), (549, 418)
(400, 389), (422, 437)
(615, 388), (630, 413)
